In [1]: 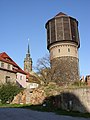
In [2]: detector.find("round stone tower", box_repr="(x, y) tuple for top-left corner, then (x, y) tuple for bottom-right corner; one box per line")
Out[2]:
(45, 12), (80, 84)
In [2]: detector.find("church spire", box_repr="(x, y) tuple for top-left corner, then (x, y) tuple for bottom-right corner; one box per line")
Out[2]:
(27, 38), (30, 54)
(28, 43), (30, 54)
(24, 38), (32, 73)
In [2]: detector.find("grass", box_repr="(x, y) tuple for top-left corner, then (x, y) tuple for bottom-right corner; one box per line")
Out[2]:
(56, 109), (90, 118)
(23, 105), (90, 118)
(0, 103), (25, 108)
(0, 104), (90, 118)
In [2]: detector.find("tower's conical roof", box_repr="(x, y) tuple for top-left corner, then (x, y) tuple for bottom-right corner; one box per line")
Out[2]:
(55, 12), (68, 18)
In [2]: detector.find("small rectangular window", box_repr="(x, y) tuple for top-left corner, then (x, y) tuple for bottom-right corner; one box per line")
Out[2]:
(68, 48), (70, 52)
(6, 76), (10, 83)
(7, 64), (10, 69)
(1, 62), (4, 68)
(58, 49), (60, 53)
(20, 76), (22, 80)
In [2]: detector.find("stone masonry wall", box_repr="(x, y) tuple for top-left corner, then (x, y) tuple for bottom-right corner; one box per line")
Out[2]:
(0, 70), (16, 84)
(12, 88), (46, 105)
(12, 87), (90, 113)
(51, 56), (79, 84)
(61, 87), (90, 113)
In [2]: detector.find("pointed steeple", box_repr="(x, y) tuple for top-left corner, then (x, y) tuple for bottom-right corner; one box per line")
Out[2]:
(28, 43), (30, 54)
(24, 38), (32, 73)
(27, 38), (30, 54)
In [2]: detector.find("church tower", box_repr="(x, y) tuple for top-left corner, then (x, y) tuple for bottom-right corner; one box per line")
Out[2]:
(24, 42), (32, 73)
(45, 12), (80, 84)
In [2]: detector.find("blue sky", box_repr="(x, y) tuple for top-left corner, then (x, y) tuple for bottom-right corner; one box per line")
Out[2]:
(0, 0), (90, 77)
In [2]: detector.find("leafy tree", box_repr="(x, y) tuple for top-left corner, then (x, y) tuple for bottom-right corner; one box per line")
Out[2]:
(0, 82), (23, 104)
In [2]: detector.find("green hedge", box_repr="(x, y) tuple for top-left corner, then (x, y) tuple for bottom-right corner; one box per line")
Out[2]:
(0, 82), (23, 104)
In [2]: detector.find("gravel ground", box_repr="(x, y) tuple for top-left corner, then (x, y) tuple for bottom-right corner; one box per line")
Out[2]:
(0, 108), (90, 120)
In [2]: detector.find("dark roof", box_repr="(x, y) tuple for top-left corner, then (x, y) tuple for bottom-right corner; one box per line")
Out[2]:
(45, 12), (68, 28)
(55, 12), (68, 18)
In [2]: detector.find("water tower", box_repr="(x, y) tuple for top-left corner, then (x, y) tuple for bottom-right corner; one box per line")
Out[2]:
(45, 12), (80, 84)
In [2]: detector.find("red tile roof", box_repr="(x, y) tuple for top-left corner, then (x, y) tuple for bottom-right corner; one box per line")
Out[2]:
(0, 52), (26, 75)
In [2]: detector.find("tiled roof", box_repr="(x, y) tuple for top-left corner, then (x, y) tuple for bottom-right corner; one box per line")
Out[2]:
(0, 52), (17, 66)
(0, 52), (26, 75)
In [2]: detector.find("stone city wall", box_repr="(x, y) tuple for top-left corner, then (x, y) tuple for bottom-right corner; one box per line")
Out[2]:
(60, 87), (90, 113)
(12, 87), (90, 113)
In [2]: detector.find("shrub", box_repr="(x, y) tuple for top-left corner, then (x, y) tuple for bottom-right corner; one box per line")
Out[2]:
(0, 82), (23, 104)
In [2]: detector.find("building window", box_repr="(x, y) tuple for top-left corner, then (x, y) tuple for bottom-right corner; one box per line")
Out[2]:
(1, 62), (4, 68)
(58, 49), (60, 53)
(68, 48), (70, 52)
(7, 64), (10, 69)
(5, 76), (10, 83)
(20, 76), (22, 80)
(16, 75), (17, 79)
